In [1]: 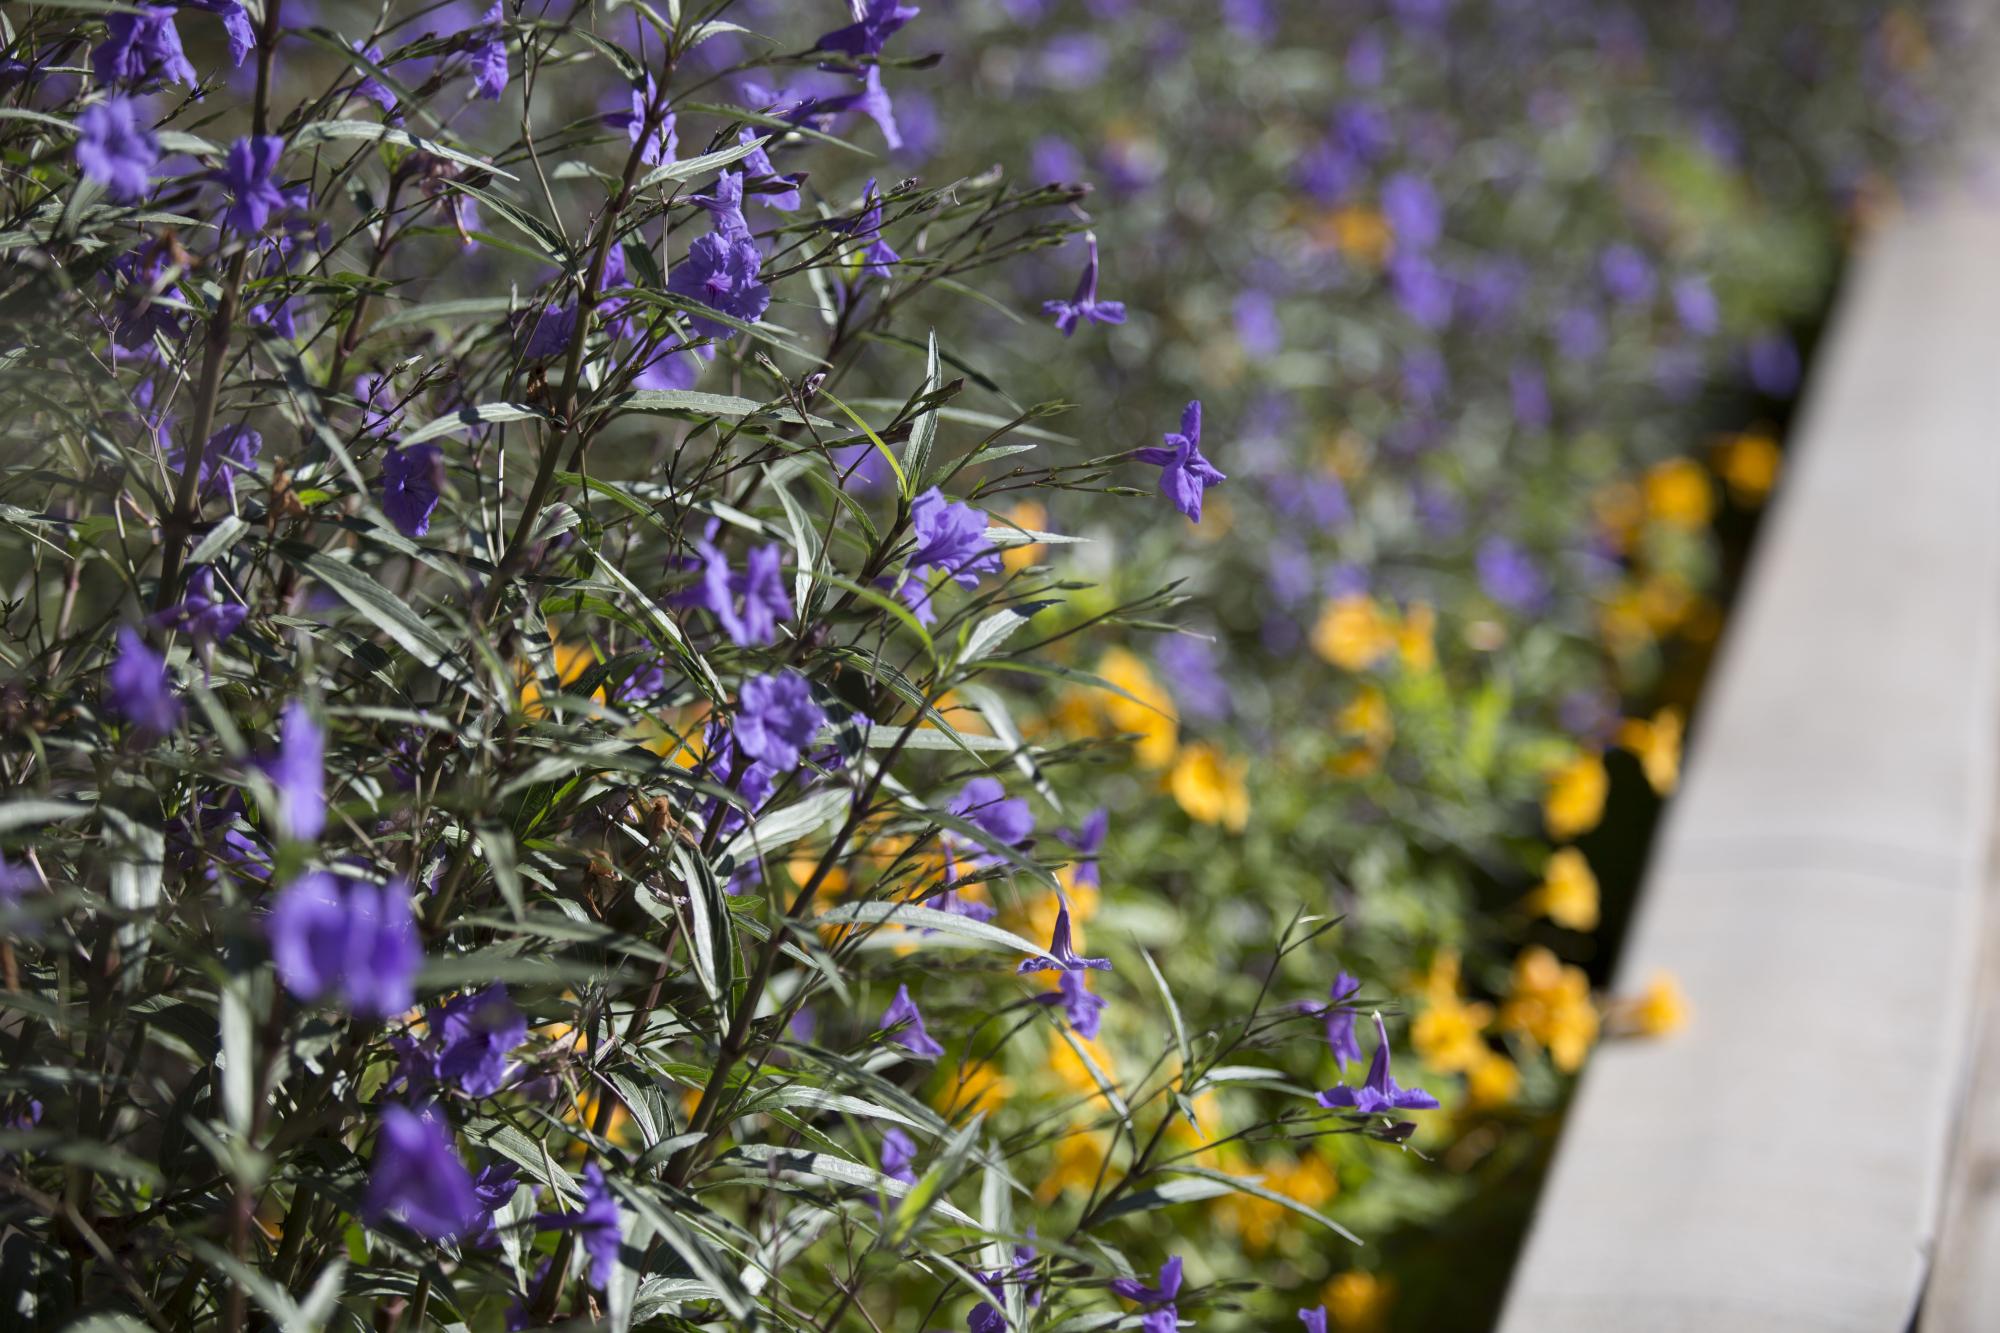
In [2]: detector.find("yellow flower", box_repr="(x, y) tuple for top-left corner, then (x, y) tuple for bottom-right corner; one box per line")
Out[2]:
(1331, 685), (1394, 777)
(1412, 996), (1492, 1075)
(1219, 1153), (1340, 1254)
(1712, 431), (1782, 506)
(1527, 847), (1600, 931)
(1322, 1271), (1394, 1332)
(1500, 946), (1599, 1073)
(1592, 480), (1643, 553)
(1638, 572), (1695, 634)
(1311, 595), (1393, 672)
(1619, 970), (1692, 1037)
(940, 1061), (1013, 1117)
(1597, 583), (1655, 658)
(1098, 647), (1179, 769)
(1396, 601), (1437, 673)
(1170, 743), (1250, 831)
(1543, 751), (1609, 840)
(1038, 1126), (1109, 1202)
(1465, 1051), (1521, 1110)
(1049, 1034), (1118, 1099)
(1643, 457), (1715, 531)
(1322, 206), (1391, 268)
(1618, 707), (1683, 795)
(995, 500), (1048, 574)
(519, 639), (599, 717)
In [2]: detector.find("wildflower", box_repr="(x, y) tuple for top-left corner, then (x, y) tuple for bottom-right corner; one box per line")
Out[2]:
(1643, 457), (1714, 530)
(1110, 1256), (1183, 1333)
(1133, 400), (1225, 523)
(878, 983), (945, 1057)
(1674, 274), (1720, 335)
(1036, 967), (1108, 1038)
(1617, 971), (1691, 1037)
(668, 232), (769, 338)
(470, 2), (508, 99)
(737, 128), (800, 210)
(1301, 1307), (1330, 1333)
(1411, 990), (1492, 1075)
(1599, 242), (1655, 304)
(362, 1105), (481, 1241)
(1316, 1013), (1440, 1113)
(1042, 233), (1126, 336)
(970, 1242), (1041, 1333)
(880, 1127), (918, 1184)
(947, 776), (1034, 862)
(267, 872), (421, 1018)
(1713, 432), (1781, 506)
(1323, 1271), (1393, 1332)
(605, 75), (676, 165)
(1499, 947), (1598, 1072)
(1169, 743), (1249, 831)
(76, 97), (158, 203)
(734, 671), (823, 769)
(92, 6), (197, 88)
(1053, 808), (1107, 888)
(1527, 847), (1599, 931)
(394, 986), (528, 1098)
(154, 566), (246, 644)
(375, 442), (446, 538)
(218, 136), (289, 235)
(841, 177), (899, 279)
(1018, 897), (1110, 974)
(1543, 750), (1608, 840)
(852, 66), (902, 150)
(817, 0), (918, 57)
(1311, 594), (1392, 672)
(1381, 172), (1441, 252)
(261, 700), (325, 842)
(1320, 972), (1364, 1071)
(1466, 1051), (1520, 1109)
(1747, 331), (1801, 397)
(537, 1162), (623, 1290)
(1098, 647), (1178, 769)
(108, 628), (180, 736)
(466, 1161), (521, 1248)
(169, 424), (262, 504)
(697, 538), (793, 647)
(182, 0), (254, 64)
(908, 487), (1002, 587)
(1477, 536), (1549, 611)
(1618, 707), (1683, 795)
(350, 43), (398, 114)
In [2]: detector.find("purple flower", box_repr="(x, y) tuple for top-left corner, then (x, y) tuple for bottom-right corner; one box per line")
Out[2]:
(1133, 401), (1225, 523)
(734, 671), (824, 769)
(1054, 808), (1107, 888)
(1382, 172), (1442, 252)
(108, 627), (180, 736)
(692, 170), (752, 242)
(421, 985), (528, 1097)
(1111, 1256), (1183, 1332)
(183, 0), (254, 66)
(1322, 972), (1363, 1072)
(1317, 1013), (1440, 1113)
(267, 872), (421, 1018)
(470, 2), (509, 99)
(878, 983), (945, 1058)
(1747, 330), (1801, 398)
(1389, 252), (1454, 329)
(1300, 1306), (1329, 1333)
(817, 0), (918, 57)
(467, 1161), (521, 1248)
(92, 6), (197, 88)
(950, 777), (1034, 847)
(1017, 897), (1110, 974)
(537, 1163), (623, 1290)
(261, 700), (325, 842)
(737, 128), (800, 210)
(1510, 362), (1551, 431)
(154, 566), (246, 643)
(667, 232), (769, 338)
(76, 97), (158, 203)
(1477, 535), (1549, 612)
(381, 442), (445, 538)
(168, 424), (262, 503)
(1554, 304), (1605, 364)
(1674, 275), (1719, 337)
(852, 66), (901, 150)
(841, 177), (900, 279)
(1234, 289), (1283, 358)
(1042, 233), (1126, 336)
(970, 1242), (1041, 1333)
(518, 301), (577, 359)
(606, 76), (676, 165)
(363, 1105), (481, 1241)
(687, 530), (794, 646)
(218, 136), (289, 235)
(1600, 242), (1655, 305)
(351, 43), (397, 114)
(1037, 968), (1106, 1038)
(880, 1127), (918, 1184)
(0, 856), (41, 927)
(908, 488), (1001, 588)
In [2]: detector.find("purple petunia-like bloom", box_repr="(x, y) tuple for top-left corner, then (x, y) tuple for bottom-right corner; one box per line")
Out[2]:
(1317, 1012), (1440, 1114)
(470, 2), (509, 100)
(92, 6), (197, 88)
(1600, 242), (1656, 305)
(908, 487), (1002, 587)
(1382, 172), (1443, 252)
(537, 1162), (623, 1291)
(1054, 808), (1107, 888)
(182, 0), (254, 66)
(950, 776), (1034, 847)
(843, 177), (900, 279)
(1674, 275), (1719, 337)
(1111, 1256), (1183, 1333)
(817, 0), (919, 57)
(394, 985), (528, 1098)
(734, 671), (824, 769)
(267, 872), (421, 1018)
(736, 128), (800, 211)
(155, 566), (246, 643)
(363, 1104), (482, 1240)
(688, 529), (794, 646)
(668, 231), (770, 339)
(168, 424), (262, 504)
(879, 983), (945, 1058)
(108, 627), (180, 736)
(969, 1241), (1042, 1333)
(218, 136), (289, 235)
(852, 66), (901, 151)
(1018, 897), (1110, 974)
(261, 699), (325, 841)
(606, 75), (677, 166)
(1036, 968), (1107, 1039)
(76, 97), (158, 203)
(1134, 400), (1225, 523)
(466, 1161), (521, 1248)
(1300, 1306), (1330, 1333)
(880, 1126), (918, 1184)
(1042, 233), (1126, 336)
(381, 442), (446, 538)
(1321, 971), (1363, 1071)
(692, 170), (752, 243)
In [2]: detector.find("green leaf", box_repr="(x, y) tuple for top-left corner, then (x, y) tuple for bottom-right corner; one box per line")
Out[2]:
(821, 391), (909, 497)
(288, 119), (516, 179)
(721, 787), (849, 865)
(400, 402), (551, 446)
(899, 329), (942, 490)
(814, 902), (1055, 964)
(589, 389), (833, 429)
(285, 547), (462, 680)
(635, 134), (771, 190)
(1155, 1166), (1361, 1244)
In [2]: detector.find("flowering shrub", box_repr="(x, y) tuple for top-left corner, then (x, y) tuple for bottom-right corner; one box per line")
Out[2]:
(0, 2), (1436, 1329)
